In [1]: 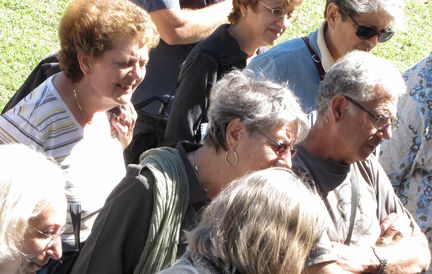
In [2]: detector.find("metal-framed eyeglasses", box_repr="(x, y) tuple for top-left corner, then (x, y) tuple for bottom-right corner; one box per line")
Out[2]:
(256, 129), (296, 157)
(343, 95), (398, 131)
(346, 14), (394, 43)
(30, 225), (64, 249)
(257, 0), (293, 19)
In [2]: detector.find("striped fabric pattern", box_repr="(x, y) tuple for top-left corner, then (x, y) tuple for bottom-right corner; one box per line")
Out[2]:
(0, 76), (83, 162)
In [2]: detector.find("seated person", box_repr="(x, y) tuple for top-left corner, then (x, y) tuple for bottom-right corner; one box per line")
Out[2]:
(71, 70), (309, 274)
(0, 144), (66, 274)
(292, 50), (431, 273)
(164, 0), (303, 145)
(0, 0), (158, 255)
(158, 167), (325, 274)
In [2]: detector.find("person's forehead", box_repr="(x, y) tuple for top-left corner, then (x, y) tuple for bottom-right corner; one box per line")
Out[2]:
(366, 88), (398, 116)
(354, 10), (393, 30)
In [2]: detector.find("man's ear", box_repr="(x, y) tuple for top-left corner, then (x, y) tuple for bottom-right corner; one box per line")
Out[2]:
(225, 118), (246, 151)
(77, 51), (93, 75)
(330, 95), (348, 122)
(326, 2), (341, 29)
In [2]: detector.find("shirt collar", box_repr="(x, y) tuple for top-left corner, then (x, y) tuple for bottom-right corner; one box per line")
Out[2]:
(317, 22), (336, 72)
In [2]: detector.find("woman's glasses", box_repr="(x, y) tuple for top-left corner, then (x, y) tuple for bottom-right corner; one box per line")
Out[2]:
(30, 225), (64, 249)
(347, 15), (394, 43)
(257, 0), (293, 19)
(256, 129), (296, 157)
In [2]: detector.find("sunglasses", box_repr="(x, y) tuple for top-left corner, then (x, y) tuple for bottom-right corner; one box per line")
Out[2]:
(344, 96), (399, 131)
(257, 0), (293, 19)
(256, 129), (296, 157)
(347, 15), (394, 43)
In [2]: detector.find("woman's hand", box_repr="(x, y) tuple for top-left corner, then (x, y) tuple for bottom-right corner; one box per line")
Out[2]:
(110, 102), (137, 149)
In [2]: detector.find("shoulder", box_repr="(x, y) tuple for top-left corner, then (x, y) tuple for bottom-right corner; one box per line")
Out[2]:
(356, 156), (392, 192)
(187, 25), (231, 57)
(0, 79), (80, 146)
(250, 37), (307, 63)
(180, 51), (219, 79)
(247, 37), (312, 81)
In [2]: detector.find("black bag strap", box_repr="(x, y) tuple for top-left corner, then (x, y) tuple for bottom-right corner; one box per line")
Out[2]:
(69, 203), (82, 251)
(344, 169), (359, 245)
(301, 36), (326, 80)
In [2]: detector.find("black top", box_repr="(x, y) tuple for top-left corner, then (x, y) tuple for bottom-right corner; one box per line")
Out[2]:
(71, 142), (209, 274)
(164, 24), (248, 146)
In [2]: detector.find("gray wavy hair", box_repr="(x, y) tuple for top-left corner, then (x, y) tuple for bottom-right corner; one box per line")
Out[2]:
(186, 167), (325, 274)
(324, 0), (405, 29)
(204, 70), (309, 151)
(316, 50), (406, 115)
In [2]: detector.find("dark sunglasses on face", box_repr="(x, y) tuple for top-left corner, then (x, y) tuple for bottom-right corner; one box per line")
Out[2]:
(343, 95), (399, 131)
(347, 14), (394, 43)
(255, 129), (296, 157)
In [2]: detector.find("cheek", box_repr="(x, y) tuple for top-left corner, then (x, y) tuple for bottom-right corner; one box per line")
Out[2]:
(244, 148), (274, 170)
(20, 237), (45, 258)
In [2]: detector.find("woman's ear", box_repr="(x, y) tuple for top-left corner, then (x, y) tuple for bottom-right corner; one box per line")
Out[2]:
(239, 0), (248, 18)
(326, 2), (341, 28)
(225, 118), (246, 151)
(77, 51), (93, 75)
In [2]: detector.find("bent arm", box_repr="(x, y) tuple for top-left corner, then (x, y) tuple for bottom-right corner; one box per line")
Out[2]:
(373, 231), (430, 274)
(149, 1), (231, 45)
(310, 232), (431, 274)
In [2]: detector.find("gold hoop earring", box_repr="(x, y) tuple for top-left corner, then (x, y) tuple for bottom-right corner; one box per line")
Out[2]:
(224, 150), (238, 166)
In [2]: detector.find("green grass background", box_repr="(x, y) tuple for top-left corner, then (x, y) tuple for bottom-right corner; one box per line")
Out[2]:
(0, 0), (431, 110)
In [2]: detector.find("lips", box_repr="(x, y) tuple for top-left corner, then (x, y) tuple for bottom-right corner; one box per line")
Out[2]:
(268, 28), (282, 37)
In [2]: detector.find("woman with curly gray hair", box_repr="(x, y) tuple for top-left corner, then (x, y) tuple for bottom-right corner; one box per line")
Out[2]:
(158, 167), (325, 274)
(72, 70), (309, 274)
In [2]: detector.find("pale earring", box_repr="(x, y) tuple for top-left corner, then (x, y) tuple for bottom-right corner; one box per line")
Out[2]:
(225, 150), (238, 166)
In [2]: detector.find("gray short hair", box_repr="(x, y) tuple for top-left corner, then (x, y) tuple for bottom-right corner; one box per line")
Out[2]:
(325, 0), (405, 29)
(204, 70), (309, 151)
(0, 144), (66, 263)
(186, 167), (325, 274)
(316, 50), (406, 115)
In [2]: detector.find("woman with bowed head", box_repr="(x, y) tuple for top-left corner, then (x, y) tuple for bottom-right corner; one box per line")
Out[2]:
(0, 0), (159, 255)
(159, 167), (325, 274)
(71, 70), (309, 274)
(0, 144), (67, 274)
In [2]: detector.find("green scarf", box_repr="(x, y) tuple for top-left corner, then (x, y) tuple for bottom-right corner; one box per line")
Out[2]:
(133, 147), (190, 274)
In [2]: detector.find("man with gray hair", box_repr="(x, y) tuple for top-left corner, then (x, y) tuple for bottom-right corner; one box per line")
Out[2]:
(293, 50), (431, 273)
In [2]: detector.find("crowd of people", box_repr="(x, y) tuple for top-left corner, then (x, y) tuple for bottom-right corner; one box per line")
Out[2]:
(0, 0), (431, 273)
